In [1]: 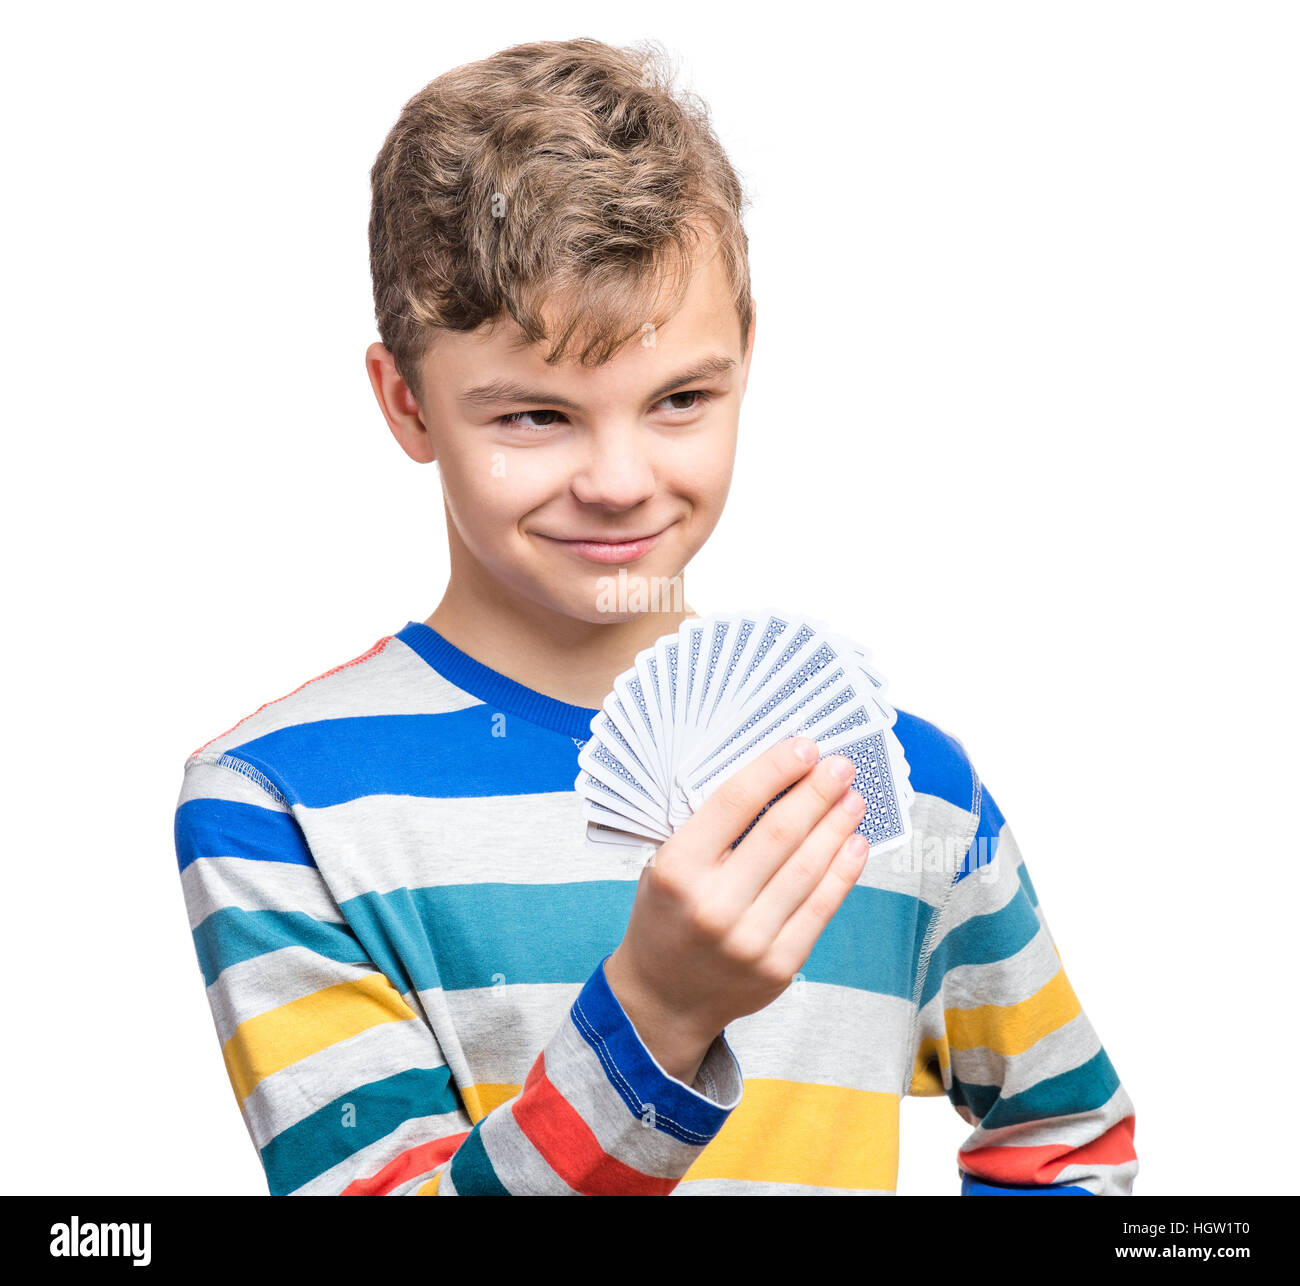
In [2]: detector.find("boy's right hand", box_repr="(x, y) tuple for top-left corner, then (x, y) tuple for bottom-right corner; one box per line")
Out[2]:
(603, 736), (869, 1085)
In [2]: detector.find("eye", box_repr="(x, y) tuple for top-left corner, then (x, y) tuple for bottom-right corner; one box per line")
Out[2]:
(497, 409), (567, 431)
(657, 390), (709, 414)
(495, 390), (710, 431)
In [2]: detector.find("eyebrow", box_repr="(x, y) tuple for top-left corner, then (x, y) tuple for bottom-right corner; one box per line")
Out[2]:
(458, 354), (738, 411)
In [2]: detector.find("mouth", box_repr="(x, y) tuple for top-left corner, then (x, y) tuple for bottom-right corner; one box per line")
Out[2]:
(537, 523), (674, 565)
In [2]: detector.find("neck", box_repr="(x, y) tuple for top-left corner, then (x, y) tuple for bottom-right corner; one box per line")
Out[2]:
(425, 577), (698, 711)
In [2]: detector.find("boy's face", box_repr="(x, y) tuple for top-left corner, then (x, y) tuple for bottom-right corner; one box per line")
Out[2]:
(370, 248), (754, 626)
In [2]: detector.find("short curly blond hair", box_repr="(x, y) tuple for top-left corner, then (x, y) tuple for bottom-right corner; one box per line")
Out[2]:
(368, 37), (753, 406)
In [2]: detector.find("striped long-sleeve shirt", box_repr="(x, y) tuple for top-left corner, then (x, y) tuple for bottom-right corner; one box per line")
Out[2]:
(172, 620), (1138, 1195)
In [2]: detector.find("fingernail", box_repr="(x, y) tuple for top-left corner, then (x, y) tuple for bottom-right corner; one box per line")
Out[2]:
(840, 787), (863, 812)
(829, 756), (855, 784)
(792, 737), (817, 764)
(847, 834), (868, 858)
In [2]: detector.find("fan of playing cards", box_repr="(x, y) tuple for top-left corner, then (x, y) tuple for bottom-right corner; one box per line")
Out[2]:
(575, 609), (914, 859)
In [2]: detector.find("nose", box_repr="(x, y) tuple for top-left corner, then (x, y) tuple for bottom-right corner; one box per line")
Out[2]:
(569, 423), (658, 510)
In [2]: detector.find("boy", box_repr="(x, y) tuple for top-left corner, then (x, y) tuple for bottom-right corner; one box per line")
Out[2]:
(173, 37), (1137, 1195)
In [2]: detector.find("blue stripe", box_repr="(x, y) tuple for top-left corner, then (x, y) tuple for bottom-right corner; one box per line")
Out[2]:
(199, 693), (981, 821)
(950, 1047), (1121, 1131)
(192, 906), (367, 987)
(260, 1065), (458, 1195)
(228, 709), (582, 807)
(956, 786), (1006, 882)
(920, 882), (1042, 1008)
(892, 709), (974, 811)
(961, 1172), (1093, 1195)
(568, 954), (733, 1143)
(175, 796), (314, 874)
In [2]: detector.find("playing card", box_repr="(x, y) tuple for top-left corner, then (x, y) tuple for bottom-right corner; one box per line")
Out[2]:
(682, 654), (860, 796)
(585, 819), (661, 856)
(700, 611), (760, 732)
(716, 613), (814, 726)
(685, 614), (735, 738)
(574, 609), (914, 859)
(584, 795), (671, 841)
(653, 632), (679, 803)
(575, 766), (662, 829)
(576, 715), (666, 813)
(614, 658), (664, 798)
(634, 644), (668, 790)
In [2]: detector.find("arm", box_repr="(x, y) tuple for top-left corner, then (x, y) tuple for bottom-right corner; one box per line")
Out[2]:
(174, 754), (742, 1195)
(908, 779), (1138, 1195)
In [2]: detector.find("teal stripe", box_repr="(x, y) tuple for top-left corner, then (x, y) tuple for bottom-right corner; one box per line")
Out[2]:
(341, 882), (634, 996)
(448, 1120), (511, 1195)
(805, 885), (938, 999)
(950, 1047), (1120, 1131)
(1017, 861), (1038, 908)
(920, 885), (1042, 1009)
(260, 1064), (458, 1195)
(192, 906), (366, 987)
(340, 880), (936, 1001)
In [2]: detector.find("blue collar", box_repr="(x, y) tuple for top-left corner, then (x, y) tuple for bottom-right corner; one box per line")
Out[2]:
(396, 621), (600, 741)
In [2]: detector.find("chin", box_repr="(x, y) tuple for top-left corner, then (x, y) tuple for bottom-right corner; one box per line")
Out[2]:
(538, 573), (686, 628)
(498, 538), (697, 625)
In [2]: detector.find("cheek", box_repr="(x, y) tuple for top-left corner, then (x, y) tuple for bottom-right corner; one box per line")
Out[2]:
(439, 447), (561, 534)
(673, 428), (737, 504)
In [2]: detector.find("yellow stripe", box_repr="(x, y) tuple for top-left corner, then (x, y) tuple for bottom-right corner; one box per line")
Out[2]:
(417, 1172), (442, 1195)
(224, 974), (418, 1106)
(945, 967), (1080, 1056)
(681, 1078), (898, 1190)
(460, 1082), (520, 1124)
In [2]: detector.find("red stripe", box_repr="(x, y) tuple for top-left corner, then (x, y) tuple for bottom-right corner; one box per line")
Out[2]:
(511, 1052), (677, 1196)
(188, 634), (394, 759)
(341, 1131), (470, 1196)
(959, 1114), (1137, 1186)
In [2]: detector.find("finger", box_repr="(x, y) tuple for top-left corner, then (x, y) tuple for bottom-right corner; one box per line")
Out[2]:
(766, 830), (870, 974)
(718, 754), (860, 906)
(679, 736), (822, 862)
(742, 784), (866, 942)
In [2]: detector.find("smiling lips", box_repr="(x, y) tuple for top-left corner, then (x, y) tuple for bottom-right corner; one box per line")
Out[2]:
(542, 525), (671, 564)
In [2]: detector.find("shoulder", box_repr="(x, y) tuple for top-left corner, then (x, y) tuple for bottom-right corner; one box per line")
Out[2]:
(892, 709), (1016, 876)
(181, 627), (480, 792)
(891, 706), (980, 815)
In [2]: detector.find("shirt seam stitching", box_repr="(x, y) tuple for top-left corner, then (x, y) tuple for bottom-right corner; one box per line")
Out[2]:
(569, 997), (713, 1144)
(901, 759), (983, 1096)
(189, 751), (291, 810)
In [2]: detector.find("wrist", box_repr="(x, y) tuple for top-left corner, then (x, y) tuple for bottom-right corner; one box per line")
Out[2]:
(602, 950), (718, 1084)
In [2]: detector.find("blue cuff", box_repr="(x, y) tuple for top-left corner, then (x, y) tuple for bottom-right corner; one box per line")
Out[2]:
(961, 1169), (1093, 1195)
(570, 954), (743, 1145)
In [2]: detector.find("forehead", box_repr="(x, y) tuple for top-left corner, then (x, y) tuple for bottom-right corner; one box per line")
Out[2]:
(421, 250), (742, 394)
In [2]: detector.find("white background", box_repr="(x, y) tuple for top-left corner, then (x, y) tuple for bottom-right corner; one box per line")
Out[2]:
(4, 0), (1295, 1196)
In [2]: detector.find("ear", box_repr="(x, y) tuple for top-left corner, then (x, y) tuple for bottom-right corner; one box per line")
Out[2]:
(366, 341), (435, 464)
